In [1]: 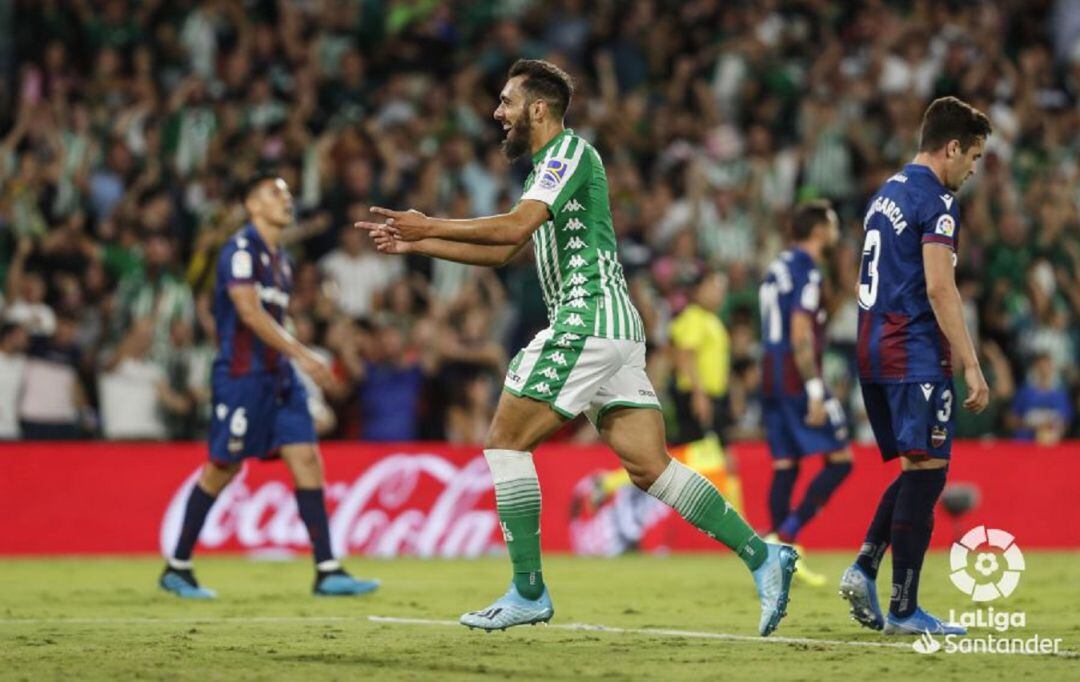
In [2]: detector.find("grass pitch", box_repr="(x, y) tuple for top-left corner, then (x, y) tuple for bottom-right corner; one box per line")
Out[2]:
(2, 552), (1078, 681)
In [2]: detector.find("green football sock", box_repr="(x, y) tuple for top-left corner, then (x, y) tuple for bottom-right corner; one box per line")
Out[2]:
(648, 459), (767, 571)
(485, 449), (545, 600)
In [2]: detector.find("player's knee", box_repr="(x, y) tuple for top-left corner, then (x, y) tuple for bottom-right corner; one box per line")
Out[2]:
(285, 446), (323, 480)
(483, 424), (516, 451)
(623, 452), (671, 491)
(200, 461), (241, 493)
(484, 421), (532, 452)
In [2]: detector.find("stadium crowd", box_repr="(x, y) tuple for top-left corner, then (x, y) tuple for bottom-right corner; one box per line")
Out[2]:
(0, 0), (1078, 444)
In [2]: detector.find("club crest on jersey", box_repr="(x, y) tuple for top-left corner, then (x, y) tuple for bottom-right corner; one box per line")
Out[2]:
(539, 159), (568, 189)
(931, 425), (948, 448)
(935, 214), (955, 237)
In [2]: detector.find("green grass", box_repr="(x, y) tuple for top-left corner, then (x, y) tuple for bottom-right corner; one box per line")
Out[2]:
(1, 552), (1079, 680)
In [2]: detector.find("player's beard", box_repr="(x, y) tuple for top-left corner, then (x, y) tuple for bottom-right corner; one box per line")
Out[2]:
(501, 110), (532, 160)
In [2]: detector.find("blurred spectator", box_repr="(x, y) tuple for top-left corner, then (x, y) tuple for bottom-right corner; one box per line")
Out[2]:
(0, 323), (29, 439)
(4, 238), (56, 336)
(98, 318), (170, 440)
(955, 341), (1016, 440)
(1008, 353), (1074, 445)
(318, 219), (403, 319)
(19, 315), (86, 440)
(446, 373), (497, 445)
(357, 324), (433, 442)
(112, 232), (194, 364)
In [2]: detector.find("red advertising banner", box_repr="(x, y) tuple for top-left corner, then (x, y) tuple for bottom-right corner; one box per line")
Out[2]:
(0, 441), (1077, 556)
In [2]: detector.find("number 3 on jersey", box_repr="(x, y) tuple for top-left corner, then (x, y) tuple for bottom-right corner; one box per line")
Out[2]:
(858, 229), (881, 309)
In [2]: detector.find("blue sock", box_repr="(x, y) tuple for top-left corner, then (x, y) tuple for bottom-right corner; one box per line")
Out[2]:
(781, 461), (852, 542)
(889, 469), (947, 619)
(296, 488), (335, 565)
(172, 484), (217, 562)
(768, 465), (799, 534)
(855, 475), (901, 579)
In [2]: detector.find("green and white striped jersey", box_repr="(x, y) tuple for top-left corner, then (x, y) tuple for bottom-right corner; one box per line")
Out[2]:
(520, 129), (645, 342)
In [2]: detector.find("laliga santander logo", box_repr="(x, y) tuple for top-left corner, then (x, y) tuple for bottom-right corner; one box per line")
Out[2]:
(160, 454), (501, 558)
(949, 525), (1025, 602)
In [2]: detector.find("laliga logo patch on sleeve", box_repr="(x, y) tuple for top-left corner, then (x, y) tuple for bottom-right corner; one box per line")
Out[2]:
(538, 159), (568, 190)
(231, 249), (253, 279)
(935, 214), (955, 237)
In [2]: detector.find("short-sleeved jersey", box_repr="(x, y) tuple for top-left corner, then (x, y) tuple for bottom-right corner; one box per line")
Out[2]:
(759, 247), (825, 397)
(213, 223), (294, 378)
(669, 303), (730, 397)
(857, 163), (959, 383)
(519, 129), (644, 341)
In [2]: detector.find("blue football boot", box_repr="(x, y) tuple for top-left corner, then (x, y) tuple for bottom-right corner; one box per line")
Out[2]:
(159, 566), (216, 599)
(752, 543), (798, 636)
(460, 584), (555, 632)
(839, 564), (884, 630)
(884, 607), (967, 636)
(314, 569), (380, 596)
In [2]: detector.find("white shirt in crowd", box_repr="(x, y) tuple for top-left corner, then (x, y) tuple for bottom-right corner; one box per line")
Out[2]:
(318, 248), (402, 318)
(98, 357), (167, 440)
(19, 357), (78, 425)
(4, 302), (57, 337)
(0, 351), (26, 438)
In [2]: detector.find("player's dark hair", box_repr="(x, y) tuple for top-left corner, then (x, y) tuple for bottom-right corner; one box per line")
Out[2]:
(243, 170), (280, 200)
(508, 59), (574, 119)
(918, 96), (992, 153)
(791, 199), (834, 241)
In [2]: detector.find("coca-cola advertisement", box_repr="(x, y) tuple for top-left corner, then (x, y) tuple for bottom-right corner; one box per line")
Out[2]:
(1, 441), (1078, 556)
(159, 453), (501, 559)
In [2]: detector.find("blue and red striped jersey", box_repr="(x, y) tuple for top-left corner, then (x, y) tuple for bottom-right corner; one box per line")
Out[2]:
(212, 223), (293, 377)
(856, 163), (959, 383)
(760, 247), (825, 397)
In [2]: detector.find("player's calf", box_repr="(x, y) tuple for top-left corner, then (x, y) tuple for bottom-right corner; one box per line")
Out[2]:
(776, 452), (852, 543)
(888, 466), (946, 620)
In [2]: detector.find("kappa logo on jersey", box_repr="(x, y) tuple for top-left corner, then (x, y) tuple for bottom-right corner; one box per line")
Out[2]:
(567, 298), (587, 309)
(563, 313), (586, 327)
(563, 218), (586, 232)
(547, 351), (568, 366)
(568, 255), (587, 268)
(531, 382), (552, 395)
(940, 193), (954, 210)
(935, 214), (956, 237)
(568, 286), (588, 298)
(539, 158), (568, 189)
(562, 198), (585, 213)
(568, 273), (588, 286)
(538, 367), (560, 381)
(566, 237), (587, 250)
(554, 333), (581, 348)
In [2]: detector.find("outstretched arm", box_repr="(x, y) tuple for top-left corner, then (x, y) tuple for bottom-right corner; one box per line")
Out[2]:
(369, 227), (529, 267)
(355, 200), (550, 246)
